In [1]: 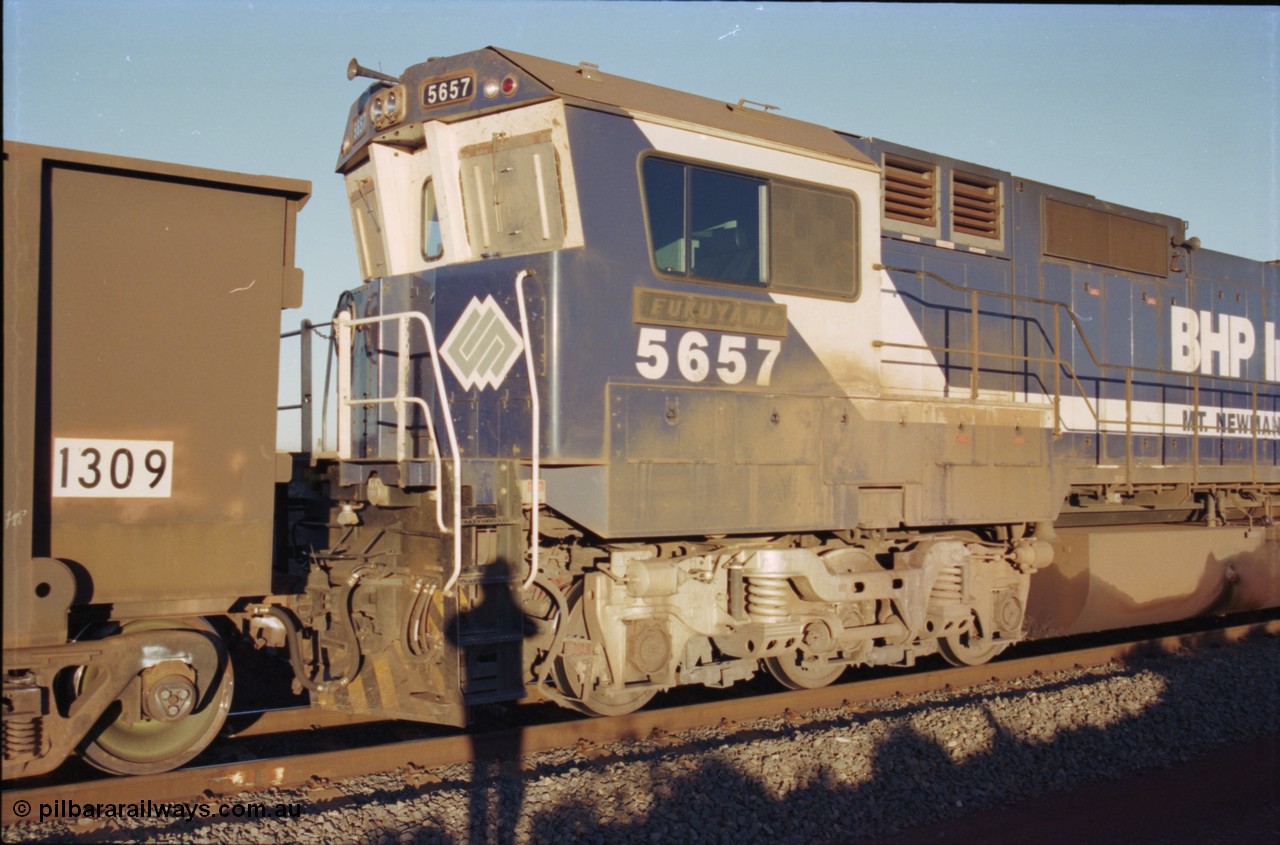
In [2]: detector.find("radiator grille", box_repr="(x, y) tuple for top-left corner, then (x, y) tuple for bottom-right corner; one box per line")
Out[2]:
(1043, 198), (1168, 277)
(952, 172), (999, 239)
(884, 156), (937, 228)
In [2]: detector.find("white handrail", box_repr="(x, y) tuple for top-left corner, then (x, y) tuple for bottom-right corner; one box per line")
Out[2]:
(335, 308), (464, 595)
(335, 310), (446, 533)
(342, 393), (445, 533)
(515, 270), (540, 590)
(336, 312), (353, 458)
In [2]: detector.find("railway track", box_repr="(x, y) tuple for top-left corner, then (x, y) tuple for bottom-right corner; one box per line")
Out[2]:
(5, 615), (1276, 827)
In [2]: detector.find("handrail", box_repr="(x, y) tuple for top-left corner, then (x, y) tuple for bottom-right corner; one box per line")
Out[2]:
(514, 270), (540, 590)
(871, 337), (1108, 433)
(335, 309), (464, 595)
(874, 264), (1277, 484)
(876, 264), (1109, 374)
(278, 318), (319, 453)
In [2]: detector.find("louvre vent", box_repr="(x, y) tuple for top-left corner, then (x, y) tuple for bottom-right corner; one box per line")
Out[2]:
(884, 156), (937, 229)
(952, 172), (999, 239)
(1044, 198), (1168, 278)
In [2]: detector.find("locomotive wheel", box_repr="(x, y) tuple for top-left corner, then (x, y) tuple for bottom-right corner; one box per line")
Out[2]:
(764, 651), (845, 690)
(938, 622), (1010, 667)
(78, 617), (234, 775)
(550, 585), (656, 717)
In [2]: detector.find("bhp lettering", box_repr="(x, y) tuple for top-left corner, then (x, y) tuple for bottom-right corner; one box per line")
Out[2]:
(1169, 305), (1278, 381)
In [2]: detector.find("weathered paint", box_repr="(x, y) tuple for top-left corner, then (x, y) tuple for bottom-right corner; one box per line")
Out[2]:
(3, 142), (309, 618)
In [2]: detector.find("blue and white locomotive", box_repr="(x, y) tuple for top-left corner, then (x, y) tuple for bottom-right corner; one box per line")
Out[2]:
(282, 47), (1278, 722)
(10, 46), (1276, 782)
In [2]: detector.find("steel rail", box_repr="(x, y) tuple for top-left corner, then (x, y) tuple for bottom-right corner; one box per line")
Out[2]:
(221, 706), (388, 739)
(5, 618), (1276, 826)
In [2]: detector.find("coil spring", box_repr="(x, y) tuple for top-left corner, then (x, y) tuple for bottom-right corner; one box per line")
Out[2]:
(929, 563), (965, 605)
(746, 575), (791, 622)
(3, 715), (41, 761)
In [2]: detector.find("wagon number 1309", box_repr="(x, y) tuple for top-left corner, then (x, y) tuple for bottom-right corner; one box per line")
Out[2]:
(635, 328), (781, 386)
(53, 438), (173, 498)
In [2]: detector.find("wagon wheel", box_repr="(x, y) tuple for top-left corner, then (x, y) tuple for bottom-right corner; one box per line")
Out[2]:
(550, 584), (656, 717)
(764, 650), (845, 690)
(938, 615), (1010, 667)
(77, 617), (234, 775)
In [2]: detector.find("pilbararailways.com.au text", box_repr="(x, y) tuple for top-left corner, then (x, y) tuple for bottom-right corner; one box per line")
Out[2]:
(23, 798), (304, 823)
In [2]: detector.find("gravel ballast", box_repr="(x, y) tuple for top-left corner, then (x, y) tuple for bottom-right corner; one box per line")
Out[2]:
(9, 632), (1278, 844)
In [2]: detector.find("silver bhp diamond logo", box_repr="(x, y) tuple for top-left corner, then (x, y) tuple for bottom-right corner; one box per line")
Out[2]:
(439, 295), (525, 391)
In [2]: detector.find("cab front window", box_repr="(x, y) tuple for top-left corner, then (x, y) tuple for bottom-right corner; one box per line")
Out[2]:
(422, 178), (443, 261)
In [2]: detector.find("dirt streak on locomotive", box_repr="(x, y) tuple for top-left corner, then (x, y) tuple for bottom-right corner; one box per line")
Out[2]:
(3, 46), (1277, 778)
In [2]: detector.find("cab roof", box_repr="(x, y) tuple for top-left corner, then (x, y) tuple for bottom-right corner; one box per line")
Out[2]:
(491, 47), (874, 167)
(340, 47), (874, 171)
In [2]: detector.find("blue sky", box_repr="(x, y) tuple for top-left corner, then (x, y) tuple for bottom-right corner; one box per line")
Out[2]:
(6, 5), (1277, 281)
(5, 2), (1276, 444)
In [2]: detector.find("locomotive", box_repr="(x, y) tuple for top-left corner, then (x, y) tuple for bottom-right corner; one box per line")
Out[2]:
(4, 46), (1277, 779)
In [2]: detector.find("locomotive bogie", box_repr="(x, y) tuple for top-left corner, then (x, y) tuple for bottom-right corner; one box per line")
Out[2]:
(529, 529), (1047, 714)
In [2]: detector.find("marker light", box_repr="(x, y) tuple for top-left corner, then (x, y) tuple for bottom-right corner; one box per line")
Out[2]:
(483, 79), (500, 99)
(501, 75), (519, 97)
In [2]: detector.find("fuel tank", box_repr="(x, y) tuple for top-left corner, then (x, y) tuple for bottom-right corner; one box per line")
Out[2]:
(1025, 523), (1280, 639)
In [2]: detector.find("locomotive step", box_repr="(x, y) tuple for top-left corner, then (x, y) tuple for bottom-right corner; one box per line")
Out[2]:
(463, 686), (531, 706)
(456, 631), (526, 647)
(454, 571), (524, 586)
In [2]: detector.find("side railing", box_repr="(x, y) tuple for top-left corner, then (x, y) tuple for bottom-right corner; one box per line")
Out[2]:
(872, 264), (1277, 486)
(279, 319), (318, 454)
(333, 309), (464, 594)
(282, 284), (541, 596)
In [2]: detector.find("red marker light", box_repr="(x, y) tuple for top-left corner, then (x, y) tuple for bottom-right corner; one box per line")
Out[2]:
(502, 75), (519, 97)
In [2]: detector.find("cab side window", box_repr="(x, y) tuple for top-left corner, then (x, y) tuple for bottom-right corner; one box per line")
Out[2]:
(643, 158), (766, 287)
(642, 156), (857, 299)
